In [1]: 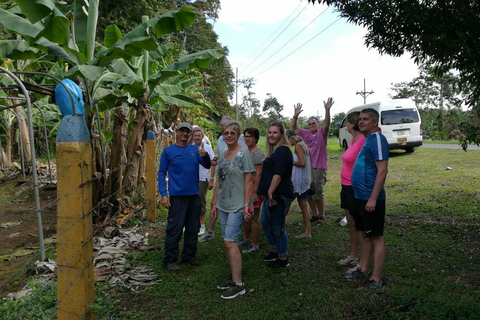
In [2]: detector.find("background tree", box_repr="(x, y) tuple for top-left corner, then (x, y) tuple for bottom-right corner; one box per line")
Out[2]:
(262, 93), (286, 131)
(239, 77), (261, 121)
(389, 64), (463, 132)
(331, 111), (346, 137)
(308, 0), (480, 148)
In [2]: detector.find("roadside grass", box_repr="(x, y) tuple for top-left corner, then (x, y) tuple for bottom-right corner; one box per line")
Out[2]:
(2, 141), (479, 319)
(108, 144), (479, 319)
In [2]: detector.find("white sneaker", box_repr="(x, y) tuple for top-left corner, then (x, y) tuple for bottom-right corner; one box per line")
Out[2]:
(198, 225), (206, 236)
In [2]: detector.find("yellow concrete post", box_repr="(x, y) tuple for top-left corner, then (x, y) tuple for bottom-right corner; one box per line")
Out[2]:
(146, 131), (156, 222)
(56, 116), (94, 320)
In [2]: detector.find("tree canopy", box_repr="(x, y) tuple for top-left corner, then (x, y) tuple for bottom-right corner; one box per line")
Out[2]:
(309, 0), (480, 146)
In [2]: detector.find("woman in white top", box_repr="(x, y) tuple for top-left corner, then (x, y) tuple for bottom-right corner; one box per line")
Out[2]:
(287, 130), (312, 239)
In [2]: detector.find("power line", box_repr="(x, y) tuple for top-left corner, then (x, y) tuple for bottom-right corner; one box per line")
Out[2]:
(253, 17), (341, 78)
(238, 2), (304, 70)
(241, 3), (309, 75)
(243, 6), (329, 78)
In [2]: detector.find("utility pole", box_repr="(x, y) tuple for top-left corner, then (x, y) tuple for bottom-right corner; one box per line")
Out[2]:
(356, 78), (374, 104)
(235, 67), (238, 120)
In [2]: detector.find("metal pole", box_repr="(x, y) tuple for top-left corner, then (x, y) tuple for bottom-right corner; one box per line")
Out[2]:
(0, 67), (45, 261)
(235, 67), (238, 121)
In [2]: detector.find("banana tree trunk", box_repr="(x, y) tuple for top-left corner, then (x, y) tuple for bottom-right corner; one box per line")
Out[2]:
(3, 124), (13, 168)
(14, 106), (31, 164)
(107, 106), (128, 198)
(124, 93), (151, 192)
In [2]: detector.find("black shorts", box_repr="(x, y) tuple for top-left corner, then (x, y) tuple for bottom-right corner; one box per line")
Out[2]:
(351, 199), (385, 237)
(340, 185), (356, 213)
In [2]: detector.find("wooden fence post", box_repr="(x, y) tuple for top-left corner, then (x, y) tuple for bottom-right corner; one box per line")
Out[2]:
(56, 115), (94, 320)
(146, 131), (156, 222)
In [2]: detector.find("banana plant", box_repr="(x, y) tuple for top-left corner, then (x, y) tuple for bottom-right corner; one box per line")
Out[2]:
(0, 1), (224, 218)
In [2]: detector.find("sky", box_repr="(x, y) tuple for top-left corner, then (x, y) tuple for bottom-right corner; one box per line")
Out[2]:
(211, 0), (420, 120)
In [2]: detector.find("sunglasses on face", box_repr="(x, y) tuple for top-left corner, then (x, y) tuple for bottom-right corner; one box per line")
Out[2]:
(223, 131), (238, 136)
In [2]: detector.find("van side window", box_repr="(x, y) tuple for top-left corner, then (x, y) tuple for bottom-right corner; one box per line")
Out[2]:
(381, 109), (420, 125)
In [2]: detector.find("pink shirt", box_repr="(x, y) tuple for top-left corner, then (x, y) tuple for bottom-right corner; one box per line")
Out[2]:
(340, 135), (366, 185)
(298, 128), (328, 169)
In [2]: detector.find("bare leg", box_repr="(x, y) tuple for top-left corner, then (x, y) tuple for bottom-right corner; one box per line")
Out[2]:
(308, 198), (319, 218)
(346, 209), (361, 259)
(207, 214), (216, 232)
(225, 241), (242, 283)
(298, 200), (311, 236)
(251, 208), (261, 247)
(370, 236), (386, 282)
(315, 199), (325, 219)
(359, 233), (373, 272)
(242, 221), (251, 240)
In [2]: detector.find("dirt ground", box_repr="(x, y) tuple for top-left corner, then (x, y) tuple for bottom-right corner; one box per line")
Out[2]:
(0, 172), (57, 298)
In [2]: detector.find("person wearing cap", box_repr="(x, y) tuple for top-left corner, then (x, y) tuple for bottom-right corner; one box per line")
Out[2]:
(158, 122), (211, 271)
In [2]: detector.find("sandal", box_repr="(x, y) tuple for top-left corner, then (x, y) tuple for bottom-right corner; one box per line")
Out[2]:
(346, 264), (361, 275)
(316, 217), (326, 226)
(337, 256), (359, 266)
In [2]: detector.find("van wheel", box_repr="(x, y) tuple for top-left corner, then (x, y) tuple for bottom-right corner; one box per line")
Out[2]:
(405, 147), (414, 153)
(342, 140), (348, 150)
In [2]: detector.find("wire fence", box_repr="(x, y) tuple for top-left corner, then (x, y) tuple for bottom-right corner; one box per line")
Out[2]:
(0, 130), (175, 319)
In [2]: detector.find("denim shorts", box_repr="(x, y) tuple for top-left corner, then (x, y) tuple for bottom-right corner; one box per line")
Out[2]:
(219, 209), (244, 242)
(294, 190), (309, 202)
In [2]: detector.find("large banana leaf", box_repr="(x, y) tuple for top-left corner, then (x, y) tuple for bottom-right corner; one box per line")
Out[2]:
(154, 94), (200, 109)
(0, 9), (42, 39)
(0, 40), (38, 60)
(14, 0), (55, 24)
(122, 7), (196, 41)
(159, 49), (224, 80)
(41, 7), (70, 45)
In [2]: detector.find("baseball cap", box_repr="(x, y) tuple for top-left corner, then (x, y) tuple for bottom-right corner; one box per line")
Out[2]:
(176, 122), (192, 131)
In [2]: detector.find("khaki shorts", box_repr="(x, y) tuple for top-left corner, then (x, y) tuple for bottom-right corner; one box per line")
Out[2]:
(310, 168), (327, 201)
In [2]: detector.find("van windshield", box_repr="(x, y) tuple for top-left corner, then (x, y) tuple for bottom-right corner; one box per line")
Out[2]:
(381, 109), (419, 125)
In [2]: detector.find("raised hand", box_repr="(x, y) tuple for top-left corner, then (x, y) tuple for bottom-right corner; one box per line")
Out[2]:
(294, 103), (303, 117)
(324, 97), (334, 111)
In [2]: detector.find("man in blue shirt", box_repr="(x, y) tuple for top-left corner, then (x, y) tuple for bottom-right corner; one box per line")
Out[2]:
(158, 122), (211, 271)
(349, 108), (388, 290)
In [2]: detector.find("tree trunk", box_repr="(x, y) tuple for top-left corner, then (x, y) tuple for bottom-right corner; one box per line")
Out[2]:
(124, 94), (151, 192)
(14, 106), (31, 165)
(3, 123), (13, 168)
(107, 106), (128, 200)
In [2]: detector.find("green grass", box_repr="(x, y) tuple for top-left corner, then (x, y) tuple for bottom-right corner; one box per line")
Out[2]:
(2, 142), (479, 319)
(107, 145), (479, 319)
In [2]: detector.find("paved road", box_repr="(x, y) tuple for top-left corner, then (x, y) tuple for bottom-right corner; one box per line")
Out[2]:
(421, 143), (480, 151)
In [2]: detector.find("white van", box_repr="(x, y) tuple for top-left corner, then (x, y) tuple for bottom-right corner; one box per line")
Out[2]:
(338, 99), (422, 153)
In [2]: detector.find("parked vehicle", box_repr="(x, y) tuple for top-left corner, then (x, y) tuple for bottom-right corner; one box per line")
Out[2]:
(338, 99), (423, 153)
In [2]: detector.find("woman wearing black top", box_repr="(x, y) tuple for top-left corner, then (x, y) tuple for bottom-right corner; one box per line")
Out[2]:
(258, 121), (294, 268)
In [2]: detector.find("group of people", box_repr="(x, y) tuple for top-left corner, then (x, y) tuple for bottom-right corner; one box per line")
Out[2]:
(157, 99), (389, 299)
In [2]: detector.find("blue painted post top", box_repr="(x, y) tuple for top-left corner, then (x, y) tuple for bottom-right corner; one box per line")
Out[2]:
(56, 115), (90, 143)
(147, 131), (155, 140)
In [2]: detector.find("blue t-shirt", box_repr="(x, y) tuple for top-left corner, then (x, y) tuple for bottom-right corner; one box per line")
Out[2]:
(158, 144), (211, 197)
(351, 131), (389, 200)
